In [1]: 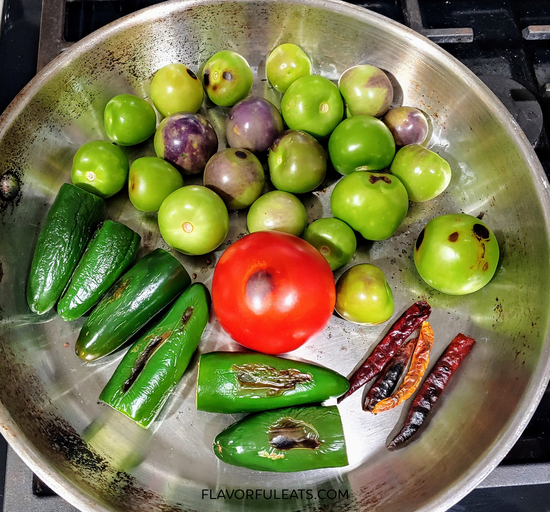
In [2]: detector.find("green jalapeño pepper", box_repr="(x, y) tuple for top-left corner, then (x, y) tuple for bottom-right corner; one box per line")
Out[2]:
(196, 352), (349, 413)
(57, 220), (141, 321)
(99, 283), (210, 429)
(27, 183), (105, 315)
(76, 248), (191, 361)
(214, 405), (348, 472)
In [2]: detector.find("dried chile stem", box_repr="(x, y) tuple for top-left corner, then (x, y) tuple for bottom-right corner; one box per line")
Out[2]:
(364, 338), (417, 412)
(388, 333), (475, 449)
(371, 322), (434, 414)
(337, 300), (431, 403)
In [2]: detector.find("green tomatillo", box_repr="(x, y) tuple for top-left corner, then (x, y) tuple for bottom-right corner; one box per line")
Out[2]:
(382, 106), (429, 146)
(158, 185), (229, 255)
(330, 171), (409, 241)
(338, 64), (393, 117)
(390, 144), (451, 202)
(203, 148), (265, 210)
(266, 43), (312, 93)
(281, 75), (344, 139)
(414, 213), (499, 295)
(150, 63), (204, 117)
(128, 156), (184, 212)
(71, 140), (129, 198)
(303, 218), (356, 271)
(247, 190), (307, 236)
(268, 130), (327, 194)
(104, 94), (157, 146)
(328, 115), (395, 175)
(335, 264), (394, 325)
(202, 50), (253, 107)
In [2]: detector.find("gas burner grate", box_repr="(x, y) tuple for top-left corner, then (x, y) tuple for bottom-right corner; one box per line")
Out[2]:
(39, 0), (478, 70)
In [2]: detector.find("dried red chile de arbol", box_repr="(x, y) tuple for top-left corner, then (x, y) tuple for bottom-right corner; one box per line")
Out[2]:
(372, 321), (434, 414)
(338, 300), (431, 403)
(387, 333), (475, 449)
(363, 338), (417, 412)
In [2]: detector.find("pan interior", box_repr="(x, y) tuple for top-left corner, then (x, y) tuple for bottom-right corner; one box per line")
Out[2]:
(0, 1), (549, 511)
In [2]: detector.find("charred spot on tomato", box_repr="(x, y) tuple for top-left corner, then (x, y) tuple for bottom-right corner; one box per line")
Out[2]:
(448, 232), (459, 242)
(473, 223), (490, 241)
(246, 269), (274, 307)
(223, 71), (233, 81)
(268, 417), (321, 450)
(416, 229), (425, 250)
(203, 70), (210, 87)
(369, 174), (392, 185)
(187, 68), (198, 80)
(235, 150), (247, 160)
(232, 363), (312, 396)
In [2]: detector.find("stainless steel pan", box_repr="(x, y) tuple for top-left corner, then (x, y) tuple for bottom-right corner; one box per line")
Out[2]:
(1, 0), (550, 510)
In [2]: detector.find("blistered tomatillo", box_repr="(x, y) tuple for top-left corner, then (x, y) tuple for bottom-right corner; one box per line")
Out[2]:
(414, 214), (499, 295)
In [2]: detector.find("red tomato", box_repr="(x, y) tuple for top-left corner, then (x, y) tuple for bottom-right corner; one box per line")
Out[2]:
(212, 231), (336, 354)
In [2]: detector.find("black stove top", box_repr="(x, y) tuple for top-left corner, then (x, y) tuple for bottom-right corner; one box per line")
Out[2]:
(2, 0), (550, 510)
